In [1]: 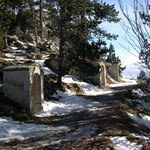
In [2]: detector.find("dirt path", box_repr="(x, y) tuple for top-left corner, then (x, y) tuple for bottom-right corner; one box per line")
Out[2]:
(0, 85), (139, 150)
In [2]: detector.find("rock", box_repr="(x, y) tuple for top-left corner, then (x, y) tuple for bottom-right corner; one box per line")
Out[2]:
(36, 54), (43, 59)
(34, 47), (40, 53)
(24, 33), (35, 43)
(39, 46), (49, 51)
(7, 35), (18, 45)
(36, 36), (41, 44)
(15, 40), (26, 49)
(44, 54), (58, 73)
(25, 45), (36, 53)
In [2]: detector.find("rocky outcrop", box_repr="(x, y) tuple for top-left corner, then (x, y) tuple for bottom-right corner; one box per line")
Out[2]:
(44, 54), (58, 74)
(24, 33), (35, 43)
(7, 35), (18, 46)
(7, 34), (59, 54)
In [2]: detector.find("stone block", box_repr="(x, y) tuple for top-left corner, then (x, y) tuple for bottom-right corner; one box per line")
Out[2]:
(4, 64), (44, 114)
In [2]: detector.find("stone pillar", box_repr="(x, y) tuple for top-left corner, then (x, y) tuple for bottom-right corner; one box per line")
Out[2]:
(107, 64), (119, 81)
(4, 64), (44, 114)
(99, 62), (106, 86)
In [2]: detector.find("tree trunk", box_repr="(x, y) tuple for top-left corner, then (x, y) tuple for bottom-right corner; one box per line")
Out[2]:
(57, 20), (63, 88)
(39, 0), (43, 39)
(29, 1), (38, 47)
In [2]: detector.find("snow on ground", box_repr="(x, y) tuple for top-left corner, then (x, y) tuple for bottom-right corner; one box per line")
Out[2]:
(14, 49), (26, 53)
(15, 55), (27, 60)
(139, 114), (150, 122)
(109, 77), (137, 88)
(35, 60), (55, 75)
(62, 75), (113, 96)
(127, 112), (150, 129)
(62, 75), (137, 95)
(35, 75), (138, 117)
(3, 58), (15, 61)
(126, 98), (150, 111)
(110, 136), (143, 150)
(0, 117), (69, 142)
(35, 90), (101, 117)
(137, 101), (150, 111)
(11, 47), (18, 50)
(132, 133), (150, 142)
(132, 89), (146, 97)
(5, 53), (15, 58)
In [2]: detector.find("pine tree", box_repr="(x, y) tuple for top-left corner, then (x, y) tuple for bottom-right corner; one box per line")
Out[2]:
(49, 0), (120, 87)
(137, 70), (149, 82)
(106, 43), (126, 75)
(0, 0), (12, 49)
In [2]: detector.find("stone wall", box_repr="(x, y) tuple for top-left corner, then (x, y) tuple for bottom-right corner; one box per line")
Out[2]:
(88, 61), (119, 87)
(107, 64), (119, 81)
(4, 64), (44, 114)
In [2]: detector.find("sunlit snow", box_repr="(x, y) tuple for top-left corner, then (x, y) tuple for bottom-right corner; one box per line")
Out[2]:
(110, 136), (142, 150)
(35, 90), (101, 117)
(35, 60), (55, 75)
(0, 117), (69, 142)
(127, 112), (150, 129)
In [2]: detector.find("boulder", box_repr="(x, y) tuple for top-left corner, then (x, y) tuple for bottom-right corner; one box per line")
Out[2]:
(36, 54), (43, 60)
(7, 35), (18, 45)
(44, 54), (58, 73)
(24, 33), (35, 43)
(14, 40), (26, 49)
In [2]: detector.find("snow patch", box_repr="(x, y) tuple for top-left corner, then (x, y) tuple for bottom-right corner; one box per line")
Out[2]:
(3, 58), (14, 61)
(127, 112), (150, 129)
(126, 98), (150, 111)
(132, 89), (146, 97)
(62, 75), (113, 96)
(139, 114), (150, 121)
(35, 60), (55, 75)
(15, 55), (27, 60)
(62, 75), (137, 96)
(110, 136), (143, 150)
(35, 90), (101, 117)
(5, 53), (15, 58)
(132, 133), (150, 142)
(109, 77), (137, 87)
(11, 47), (18, 50)
(14, 49), (26, 53)
(0, 117), (69, 142)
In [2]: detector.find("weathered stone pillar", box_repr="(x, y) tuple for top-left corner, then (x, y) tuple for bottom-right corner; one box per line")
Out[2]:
(4, 64), (44, 114)
(107, 64), (119, 81)
(99, 62), (106, 86)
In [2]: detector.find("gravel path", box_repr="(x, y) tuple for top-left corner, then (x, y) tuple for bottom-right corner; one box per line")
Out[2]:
(0, 84), (138, 150)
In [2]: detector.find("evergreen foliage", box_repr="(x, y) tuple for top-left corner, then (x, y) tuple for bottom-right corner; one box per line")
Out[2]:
(106, 43), (126, 75)
(49, 0), (120, 86)
(139, 7), (150, 70)
(137, 70), (150, 83)
(0, 0), (120, 87)
(0, 0), (14, 49)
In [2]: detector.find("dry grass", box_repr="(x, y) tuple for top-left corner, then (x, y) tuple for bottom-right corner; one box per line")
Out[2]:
(63, 82), (84, 95)
(106, 75), (117, 84)
(0, 93), (53, 124)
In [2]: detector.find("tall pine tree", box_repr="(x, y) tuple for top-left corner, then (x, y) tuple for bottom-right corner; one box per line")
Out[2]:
(106, 43), (126, 75)
(47, 0), (120, 87)
(0, 0), (13, 49)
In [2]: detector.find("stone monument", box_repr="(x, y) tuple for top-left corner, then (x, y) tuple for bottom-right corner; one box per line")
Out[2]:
(4, 64), (44, 114)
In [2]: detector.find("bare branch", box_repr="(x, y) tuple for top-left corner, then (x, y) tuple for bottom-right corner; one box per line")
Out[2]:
(118, 0), (150, 70)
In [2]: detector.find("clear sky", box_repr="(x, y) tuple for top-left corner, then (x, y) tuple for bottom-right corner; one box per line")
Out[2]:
(101, 0), (141, 79)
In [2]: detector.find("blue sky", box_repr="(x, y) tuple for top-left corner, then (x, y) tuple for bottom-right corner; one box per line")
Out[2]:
(101, 0), (141, 78)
